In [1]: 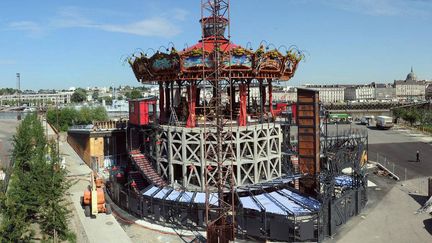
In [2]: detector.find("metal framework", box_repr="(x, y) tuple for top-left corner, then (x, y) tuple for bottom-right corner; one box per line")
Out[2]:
(156, 124), (282, 190)
(199, 1), (236, 241)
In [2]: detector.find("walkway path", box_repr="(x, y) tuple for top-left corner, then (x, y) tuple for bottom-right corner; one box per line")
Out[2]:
(333, 177), (432, 243)
(43, 121), (132, 243)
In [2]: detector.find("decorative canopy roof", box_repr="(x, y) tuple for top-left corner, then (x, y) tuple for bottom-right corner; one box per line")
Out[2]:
(128, 8), (304, 83)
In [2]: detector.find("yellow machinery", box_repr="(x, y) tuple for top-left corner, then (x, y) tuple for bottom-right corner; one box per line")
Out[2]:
(80, 172), (111, 217)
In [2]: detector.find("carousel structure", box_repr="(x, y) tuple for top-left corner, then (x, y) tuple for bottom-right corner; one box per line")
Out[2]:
(106, 1), (369, 242)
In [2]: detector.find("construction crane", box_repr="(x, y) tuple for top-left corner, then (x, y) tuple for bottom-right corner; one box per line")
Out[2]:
(80, 172), (112, 217)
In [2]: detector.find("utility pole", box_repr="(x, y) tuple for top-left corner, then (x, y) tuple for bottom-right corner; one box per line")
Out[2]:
(16, 73), (20, 107)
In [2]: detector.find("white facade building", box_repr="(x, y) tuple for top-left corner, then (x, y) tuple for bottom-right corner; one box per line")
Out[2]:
(374, 83), (395, 101)
(395, 81), (426, 100)
(0, 91), (73, 106)
(394, 68), (427, 101)
(344, 85), (375, 101)
(304, 85), (345, 103)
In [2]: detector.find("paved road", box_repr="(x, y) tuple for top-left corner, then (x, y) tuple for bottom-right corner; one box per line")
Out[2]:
(0, 119), (19, 170)
(326, 124), (432, 180)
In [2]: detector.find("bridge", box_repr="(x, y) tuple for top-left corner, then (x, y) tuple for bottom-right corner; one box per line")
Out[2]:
(323, 101), (431, 119)
(323, 101), (431, 111)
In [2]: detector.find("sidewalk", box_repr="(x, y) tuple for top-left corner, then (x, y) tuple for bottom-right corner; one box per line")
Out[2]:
(43, 121), (132, 243)
(334, 177), (432, 243)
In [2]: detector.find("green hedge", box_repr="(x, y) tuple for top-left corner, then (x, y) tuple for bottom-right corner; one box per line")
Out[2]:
(47, 106), (108, 132)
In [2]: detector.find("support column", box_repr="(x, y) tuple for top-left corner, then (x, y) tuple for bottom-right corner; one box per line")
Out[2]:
(182, 129), (187, 188)
(230, 84), (235, 115)
(186, 83), (197, 128)
(200, 131), (205, 191)
(167, 129), (174, 185)
(247, 81), (251, 112)
(153, 102), (157, 121)
(158, 82), (165, 123)
(238, 83), (247, 126)
(170, 81), (174, 108)
(253, 128), (258, 183)
(259, 80), (266, 121)
(175, 81), (182, 107)
(268, 80), (274, 116)
(196, 86), (201, 110)
(236, 129), (242, 186)
(165, 82), (170, 119)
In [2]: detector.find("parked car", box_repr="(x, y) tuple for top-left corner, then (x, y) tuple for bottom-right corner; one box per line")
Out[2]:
(360, 116), (374, 125)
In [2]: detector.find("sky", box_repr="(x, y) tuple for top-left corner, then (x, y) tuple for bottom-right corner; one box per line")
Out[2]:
(0, 0), (431, 90)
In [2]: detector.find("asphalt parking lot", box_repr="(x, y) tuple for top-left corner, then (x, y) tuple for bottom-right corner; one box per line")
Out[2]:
(330, 123), (432, 180)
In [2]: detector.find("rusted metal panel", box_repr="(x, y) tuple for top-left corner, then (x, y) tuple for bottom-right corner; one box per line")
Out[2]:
(297, 88), (320, 176)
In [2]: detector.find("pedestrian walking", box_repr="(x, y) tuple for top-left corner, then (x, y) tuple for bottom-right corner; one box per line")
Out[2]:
(416, 150), (420, 162)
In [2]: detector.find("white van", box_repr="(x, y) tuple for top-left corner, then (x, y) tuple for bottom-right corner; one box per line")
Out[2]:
(376, 116), (393, 129)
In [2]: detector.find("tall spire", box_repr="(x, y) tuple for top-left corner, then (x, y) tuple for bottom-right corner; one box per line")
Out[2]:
(411, 66), (413, 73)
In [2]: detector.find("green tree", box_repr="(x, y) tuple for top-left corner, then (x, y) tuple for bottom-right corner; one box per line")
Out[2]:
(38, 141), (73, 241)
(47, 107), (80, 131)
(92, 90), (99, 101)
(125, 89), (143, 100)
(0, 114), (74, 242)
(71, 88), (87, 103)
(392, 108), (405, 124)
(78, 106), (92, 124)
(92, 106), (108, 121)
(403, 108), (420, 126)
(47, 106), (108, 131)
(0, 114), (44, 241)
(103, 96), (113, 106)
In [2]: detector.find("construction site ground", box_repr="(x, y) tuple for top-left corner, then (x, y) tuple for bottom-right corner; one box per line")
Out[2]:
(326, 123), (432, 243)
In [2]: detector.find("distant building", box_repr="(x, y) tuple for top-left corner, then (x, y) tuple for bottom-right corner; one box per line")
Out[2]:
(394, 67), (427, 101)
(426, 84), (432, 100)
(344, 85), (375, 101)
(373, 83), (395, 101)
(0, 91), (73, 106)
(304, 85), (345, 103)
(272, 87), (297, 102)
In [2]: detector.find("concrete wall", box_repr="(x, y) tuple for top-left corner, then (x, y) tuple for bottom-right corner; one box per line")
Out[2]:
(67, 130), (127, 169)
(67, 133), (91, 165)
(90, 137), (104, 169)
(67, 133), (104, 168)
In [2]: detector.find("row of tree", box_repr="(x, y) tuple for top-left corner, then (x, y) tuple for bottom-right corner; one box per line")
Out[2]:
(0, 88), (19, 95)
(393, 107), (432, 126)
(71, 87), (144, 103)
(47, 106), (108, 131)
(0, 114), (74, 242)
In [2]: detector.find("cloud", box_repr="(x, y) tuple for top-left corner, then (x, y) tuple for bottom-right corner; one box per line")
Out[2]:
(6, 6), (186, 38)
(92, 18), (181, 37)
(8, 21), (44, 37)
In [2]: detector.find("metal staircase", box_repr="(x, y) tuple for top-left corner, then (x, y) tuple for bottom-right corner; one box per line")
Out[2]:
(130, 150), (167, 187)
(128, 171), (147, 192)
